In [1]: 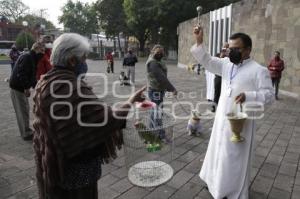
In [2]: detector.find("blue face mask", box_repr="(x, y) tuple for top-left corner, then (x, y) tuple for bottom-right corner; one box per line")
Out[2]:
(75, 62), (88, 78)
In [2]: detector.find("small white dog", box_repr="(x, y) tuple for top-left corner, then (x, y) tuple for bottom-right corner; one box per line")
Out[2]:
(187, 110), (202, 136)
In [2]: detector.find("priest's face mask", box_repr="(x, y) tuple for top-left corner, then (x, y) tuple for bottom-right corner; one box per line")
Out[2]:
(228, 38), (251, 64)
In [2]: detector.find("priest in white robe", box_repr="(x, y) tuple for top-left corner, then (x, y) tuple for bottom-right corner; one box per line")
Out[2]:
(190, 28), (274, 199)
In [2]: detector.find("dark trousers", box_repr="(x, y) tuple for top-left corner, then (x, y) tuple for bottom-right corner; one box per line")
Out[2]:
(148, 90), (165, 139)
(271, 77), (280, 98)
(214, 75), (222, 105)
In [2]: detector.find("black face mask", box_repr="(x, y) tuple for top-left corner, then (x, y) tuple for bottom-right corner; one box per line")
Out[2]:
(229, 48), (242, 65)
(154, 53), (163, 61)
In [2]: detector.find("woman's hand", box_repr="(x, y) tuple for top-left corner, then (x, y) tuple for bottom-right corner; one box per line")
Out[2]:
(128, 86), (147, 104)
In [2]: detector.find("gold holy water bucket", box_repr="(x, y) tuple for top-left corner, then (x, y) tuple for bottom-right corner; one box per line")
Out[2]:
(226, 112), (248, 143)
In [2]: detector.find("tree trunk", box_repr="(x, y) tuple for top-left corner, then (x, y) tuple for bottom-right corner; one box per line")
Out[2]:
(139, 39), (145, 57)
(117, 34), (122, 58)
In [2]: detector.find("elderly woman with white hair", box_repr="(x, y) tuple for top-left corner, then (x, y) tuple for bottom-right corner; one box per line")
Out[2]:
(32, 33), (145, 199)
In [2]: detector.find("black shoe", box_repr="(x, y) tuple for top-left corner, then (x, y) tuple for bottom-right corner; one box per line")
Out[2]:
(223, 197), (228, 199)
(23, 134), (33, 141)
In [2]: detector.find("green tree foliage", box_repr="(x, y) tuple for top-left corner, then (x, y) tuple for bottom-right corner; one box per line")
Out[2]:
(123, 0), (161, 53)
(0, 0), (29, 22)
(17, 14), (56, 30)
(15, 32), (35, 50)
(123, 0), (240, 51)
(59, 0), (98, 36)
(94, 0), (128, 38)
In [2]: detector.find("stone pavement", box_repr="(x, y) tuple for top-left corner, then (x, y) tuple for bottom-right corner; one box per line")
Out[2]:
(0, 59), (299, 199)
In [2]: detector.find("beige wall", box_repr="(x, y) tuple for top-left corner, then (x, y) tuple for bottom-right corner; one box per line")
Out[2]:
(177, 13), (210, 68)
(178, 0), (300, 96)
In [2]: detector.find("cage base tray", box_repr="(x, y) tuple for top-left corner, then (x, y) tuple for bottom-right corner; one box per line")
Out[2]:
(128, 161), (173, 187)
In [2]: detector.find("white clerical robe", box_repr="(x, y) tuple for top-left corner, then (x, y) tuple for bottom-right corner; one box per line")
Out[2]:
(190, 44), (274, 199)
(205, 70), (215, 101)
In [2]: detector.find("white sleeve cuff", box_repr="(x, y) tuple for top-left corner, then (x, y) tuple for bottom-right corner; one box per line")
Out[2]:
(190, 44), (204, 56)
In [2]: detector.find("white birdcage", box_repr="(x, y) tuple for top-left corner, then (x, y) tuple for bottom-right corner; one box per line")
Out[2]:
(123, 101), (175, 187)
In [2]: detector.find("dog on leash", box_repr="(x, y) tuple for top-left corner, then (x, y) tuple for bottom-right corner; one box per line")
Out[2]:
(119, 71), (130, 86)
(187, 110), (202, 136)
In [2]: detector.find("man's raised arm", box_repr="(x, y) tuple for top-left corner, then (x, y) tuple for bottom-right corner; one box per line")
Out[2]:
(190, 27), (227, 76)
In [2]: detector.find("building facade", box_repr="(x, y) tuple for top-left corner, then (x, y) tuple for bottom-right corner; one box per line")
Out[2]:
(178, 0), (300, 97)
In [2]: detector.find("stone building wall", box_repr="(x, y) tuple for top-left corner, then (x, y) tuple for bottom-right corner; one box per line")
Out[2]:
(177, 13), (210, 68)
(177, 0), (300, 96)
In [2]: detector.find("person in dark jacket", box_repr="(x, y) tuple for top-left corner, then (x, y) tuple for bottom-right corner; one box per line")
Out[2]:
(268, 51), (285, 100)
(9, 42), (45, 141)
(9, 44), (20, 70)
(123, 47), (138, 85)
(146, 44), (177, 140)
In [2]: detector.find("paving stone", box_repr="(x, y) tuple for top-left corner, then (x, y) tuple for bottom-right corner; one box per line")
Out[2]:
(282, 152), (300, 164)
(112, 156), (126, 167)
(116, 187), (150, 199)
(258, 163), (279, 178)
(265, 154), (283, 165)
(249, 190), (268, 199)
(177, 150), (200, 163)
(110, 178), (133, 194)
(251, 175), (273, 194)
(295, 172), (300, 186)
(143, 185), (176, 199)
(98, 187), (120, 199)
(270, 146), (287, 156)
(6, 186), (38, 199)
(291, 185), (300, 199)
(0, 178), (8, 188)
(268, 187), (291, 199)
(111, 167), (128, 179)
(184, 157), (202, 174)
(278, 163), (297, 177)
(167, 170), (194, 189)
(196, 188), (213, 199)
(0, 177), (35, 198)
(255, 146), (270, 157)
(170, 160), (188, 173)
(102, 163), (119, 176)
(98, 174), (120, 188)
(170, 181), (201, 199)
(273, 174), (294, 192)
(252, 156), (266, 168)
(287, 144), (300, 153)
(173, 147), (189, 155)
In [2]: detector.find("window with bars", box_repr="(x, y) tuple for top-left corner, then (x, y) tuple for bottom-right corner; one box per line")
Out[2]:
(209, 5), (232, 56)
